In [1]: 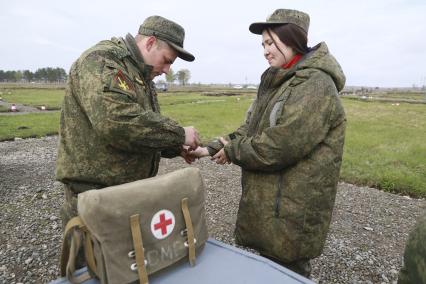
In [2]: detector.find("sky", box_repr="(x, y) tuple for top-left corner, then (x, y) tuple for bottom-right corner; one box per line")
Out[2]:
(1, 0), (425, 88)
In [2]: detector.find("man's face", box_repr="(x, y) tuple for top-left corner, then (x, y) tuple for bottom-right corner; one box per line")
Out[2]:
(143, 38), (178, 80)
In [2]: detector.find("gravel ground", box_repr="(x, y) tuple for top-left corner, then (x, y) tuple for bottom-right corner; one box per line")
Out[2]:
(0, 136), (425, 284)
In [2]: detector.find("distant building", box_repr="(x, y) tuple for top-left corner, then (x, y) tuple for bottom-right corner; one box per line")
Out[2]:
(155, 82), (168, 92)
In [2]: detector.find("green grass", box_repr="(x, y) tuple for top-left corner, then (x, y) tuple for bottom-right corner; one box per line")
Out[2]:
(370, 92), (426, 101)
(0, 89), (64, 109)
(343, 91), (426, 104)
(160, 94), (426, 197)
(0, 90), (425, 197)
(158, 93), (253, 140)
(0, 112), (60, 141)
(0, 105), (9, 112)
(340, 98), (426, 197)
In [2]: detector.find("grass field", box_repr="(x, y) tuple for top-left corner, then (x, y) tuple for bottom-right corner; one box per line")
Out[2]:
(0, 112), (60, 141)
(367, 91), (426, 101)
(0, 105), (9, 112)
(0, 89), (425, 197)
(160, 92), (254, 139)
(0, 88), (64, 109)
(340, 99), (426, 197)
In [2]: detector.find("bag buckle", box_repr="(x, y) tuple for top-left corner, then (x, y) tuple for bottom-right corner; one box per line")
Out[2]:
(130, 260), (148, 271)
(184, 238), (197, 247)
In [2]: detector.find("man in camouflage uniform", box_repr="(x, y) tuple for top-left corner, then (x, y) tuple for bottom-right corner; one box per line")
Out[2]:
(191, 9), (346, 278)
(56, 16), (200, 266)
(398, 210), (426, 283)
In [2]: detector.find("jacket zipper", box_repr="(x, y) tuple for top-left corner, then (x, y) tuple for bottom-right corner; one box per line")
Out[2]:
(274, 175), (284, 217)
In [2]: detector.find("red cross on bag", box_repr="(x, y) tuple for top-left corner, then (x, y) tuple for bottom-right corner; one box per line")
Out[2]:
(151, 209), (175, 239)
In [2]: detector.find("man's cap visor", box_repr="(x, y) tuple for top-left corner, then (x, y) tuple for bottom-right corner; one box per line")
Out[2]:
(167, 41), (195, 62)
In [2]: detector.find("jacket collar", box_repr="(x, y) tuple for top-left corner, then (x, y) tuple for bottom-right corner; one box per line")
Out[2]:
(124, 33), (153, 80)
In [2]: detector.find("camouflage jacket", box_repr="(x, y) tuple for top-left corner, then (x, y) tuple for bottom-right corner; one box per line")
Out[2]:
(56, 34), (185, 188)
(224, 42), (346, 262)
(398, 210), (426, 284)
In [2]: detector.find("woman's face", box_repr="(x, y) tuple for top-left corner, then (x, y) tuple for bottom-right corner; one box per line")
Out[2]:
(262, 29), (295, 67)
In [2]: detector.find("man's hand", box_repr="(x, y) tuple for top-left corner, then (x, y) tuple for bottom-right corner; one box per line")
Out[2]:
(188, 146), (210, 159)
(180, 146), (196, 164)
(183, 126), (201, 150)
(211, 137), (230, 164)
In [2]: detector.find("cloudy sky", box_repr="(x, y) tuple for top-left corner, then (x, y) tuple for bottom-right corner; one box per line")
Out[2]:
(1, 0), (425, 87)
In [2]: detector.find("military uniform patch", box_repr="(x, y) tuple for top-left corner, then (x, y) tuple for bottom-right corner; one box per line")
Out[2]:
(134, 76), (145, 86)
(109, 70), (136, 96)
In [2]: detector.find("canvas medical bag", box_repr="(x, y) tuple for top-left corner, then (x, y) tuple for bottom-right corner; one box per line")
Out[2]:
(60, 167), (208, 284)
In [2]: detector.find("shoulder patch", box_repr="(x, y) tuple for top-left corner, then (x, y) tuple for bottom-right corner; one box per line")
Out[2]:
(109, 70), (136, 96)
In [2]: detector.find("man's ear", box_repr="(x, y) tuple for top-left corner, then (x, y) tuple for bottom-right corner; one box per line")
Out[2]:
(145, 36), (156, 52)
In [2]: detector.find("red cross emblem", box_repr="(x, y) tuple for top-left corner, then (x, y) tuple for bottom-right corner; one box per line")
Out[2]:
(154, 213), (172, 235)
(150, 210), (175, 239)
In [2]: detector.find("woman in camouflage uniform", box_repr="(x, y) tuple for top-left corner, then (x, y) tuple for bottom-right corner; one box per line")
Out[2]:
(192, 9), (346, 278)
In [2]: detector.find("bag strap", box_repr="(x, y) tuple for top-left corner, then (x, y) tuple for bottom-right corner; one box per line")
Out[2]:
(130, 214), (149, 284)
(60, 216), (98, 283)
(83, 229), (97, 276)
(181, 198), (196, 266)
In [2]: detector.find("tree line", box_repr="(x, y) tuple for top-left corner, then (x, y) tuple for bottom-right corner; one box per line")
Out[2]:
(1, 67), (191, 85)
(164, 68), (191, 85)
(0, 67), (67, 83)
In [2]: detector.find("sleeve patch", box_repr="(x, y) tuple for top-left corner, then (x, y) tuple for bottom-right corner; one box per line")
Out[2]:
(109, 70), (136, 96)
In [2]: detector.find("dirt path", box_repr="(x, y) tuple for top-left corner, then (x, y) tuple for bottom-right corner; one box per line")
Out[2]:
(0, 100), (51, 115)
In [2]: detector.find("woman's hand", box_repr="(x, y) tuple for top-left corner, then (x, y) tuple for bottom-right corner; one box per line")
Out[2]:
(212, 137), (230, 164)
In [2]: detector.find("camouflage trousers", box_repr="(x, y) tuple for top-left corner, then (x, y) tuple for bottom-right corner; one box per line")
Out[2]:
(60, 183), (97, 269)
(60, 181), (103, 227)
(261, 254), (311, 279)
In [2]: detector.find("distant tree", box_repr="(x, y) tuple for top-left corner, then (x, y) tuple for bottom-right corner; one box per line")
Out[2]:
(34, 68), (47, 82)
(14, 70), (23, 82)
(46, 67), (57, 82)
(176, 69), (191, 85)
(165, 68), (176, 85)
(23, 70), (34, 82)
(32, 67), (67, 82)
(58, 68), (67, 81)
(0, 67), (67, 83)
(5, 71), (16, 82)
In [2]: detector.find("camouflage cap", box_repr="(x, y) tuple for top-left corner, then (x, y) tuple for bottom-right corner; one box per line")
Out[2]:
(249, 9), (310, 35)
(139, 15), (195, 62)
